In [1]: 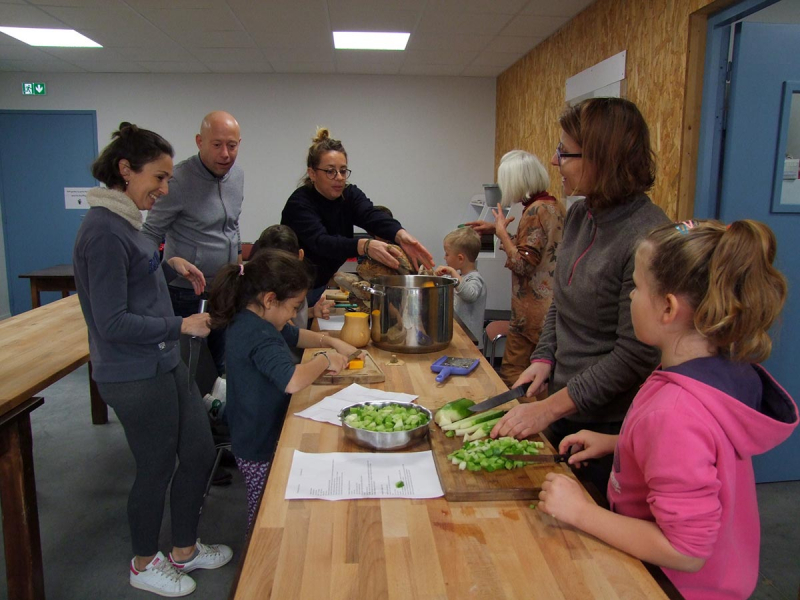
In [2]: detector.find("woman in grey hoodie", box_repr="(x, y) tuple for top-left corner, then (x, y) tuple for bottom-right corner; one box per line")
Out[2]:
(73, 123), (232, 597)
(491, 99), (670, 492)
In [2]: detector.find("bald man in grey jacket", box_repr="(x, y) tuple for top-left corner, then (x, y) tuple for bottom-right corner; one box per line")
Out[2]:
(142, 111), (244, 376)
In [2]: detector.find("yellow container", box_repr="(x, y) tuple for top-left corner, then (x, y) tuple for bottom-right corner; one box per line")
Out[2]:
(340, 311), (370, 348)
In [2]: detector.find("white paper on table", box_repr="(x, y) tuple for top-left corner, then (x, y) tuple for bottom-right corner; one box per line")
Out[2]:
(285, 450), (444, 500)
(294, 383), (418, 426)
(317, 315), (345, 331)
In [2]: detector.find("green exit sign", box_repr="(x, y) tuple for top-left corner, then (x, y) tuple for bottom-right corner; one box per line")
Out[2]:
(22, 82), (46, 95)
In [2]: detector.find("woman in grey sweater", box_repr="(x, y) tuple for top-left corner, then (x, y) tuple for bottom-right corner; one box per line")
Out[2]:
(491, 99), (670, 491)
(73, 123), (232, 597)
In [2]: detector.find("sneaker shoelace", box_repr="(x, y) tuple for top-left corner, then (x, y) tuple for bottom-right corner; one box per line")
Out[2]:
(150, 557), (184, 583)
(196, 542), (223, 558)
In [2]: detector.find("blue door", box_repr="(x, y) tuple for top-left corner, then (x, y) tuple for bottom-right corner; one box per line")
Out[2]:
(717, 22), (800, 482)
(0, 111), (97, 314)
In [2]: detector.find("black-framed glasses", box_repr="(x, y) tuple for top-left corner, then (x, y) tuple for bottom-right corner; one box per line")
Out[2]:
(556, 145), (582, 166)
(314, 167), (352, 180)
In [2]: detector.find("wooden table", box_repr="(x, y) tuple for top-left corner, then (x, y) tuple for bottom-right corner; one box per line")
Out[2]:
(0, 295), (103, 599)
(18, 264), (76, 309)
(231, 323), (675, 600)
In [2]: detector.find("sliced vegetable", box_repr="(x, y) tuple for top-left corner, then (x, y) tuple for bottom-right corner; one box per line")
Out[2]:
(462, 417), (503, 441)
(434, 398), (476, 426)
(446, 437), (545, 472)
(440, 408), (505, 432)
(343, 403), (429, 432)
(395, 481), (405, 488)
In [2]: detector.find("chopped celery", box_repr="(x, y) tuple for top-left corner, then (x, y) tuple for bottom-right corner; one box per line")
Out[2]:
(343, 403), (429, 432)
(446, 437), (545, 472)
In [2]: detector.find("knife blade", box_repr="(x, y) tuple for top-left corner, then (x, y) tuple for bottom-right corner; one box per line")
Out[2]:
(346, 350), (363, 361)
(187, 298), (207, 392)
(467, 381), (531, 412)
(503, 453), (571, 464)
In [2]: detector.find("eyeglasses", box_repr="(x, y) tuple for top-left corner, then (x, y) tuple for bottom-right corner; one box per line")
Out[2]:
(314, 167), (352, 180)
(556, 145), (582, 166)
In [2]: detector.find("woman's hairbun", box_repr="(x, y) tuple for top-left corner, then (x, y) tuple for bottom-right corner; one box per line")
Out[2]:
(313, 127), (330, 143)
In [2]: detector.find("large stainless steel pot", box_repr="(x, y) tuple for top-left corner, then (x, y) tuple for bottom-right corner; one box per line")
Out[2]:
(366, 274), (455, 354)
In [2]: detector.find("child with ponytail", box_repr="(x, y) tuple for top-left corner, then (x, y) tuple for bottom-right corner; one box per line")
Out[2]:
(209, 249), (359, 527)
(536, 220), (798, 600)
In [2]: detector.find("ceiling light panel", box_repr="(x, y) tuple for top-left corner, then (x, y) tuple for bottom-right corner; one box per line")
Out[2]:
(333, 31), (409, 50)
(0, 27), (101, 47)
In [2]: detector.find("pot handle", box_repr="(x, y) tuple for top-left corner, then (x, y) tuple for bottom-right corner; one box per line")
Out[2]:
(363, 284), (385, 298)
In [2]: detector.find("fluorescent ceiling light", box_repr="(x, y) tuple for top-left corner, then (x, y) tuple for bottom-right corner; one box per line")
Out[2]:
(333, 31), (409, 51)
(0, 26), (101, 47)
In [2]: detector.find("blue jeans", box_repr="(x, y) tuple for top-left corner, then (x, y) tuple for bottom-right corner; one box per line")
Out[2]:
(169, 286), (226, 376)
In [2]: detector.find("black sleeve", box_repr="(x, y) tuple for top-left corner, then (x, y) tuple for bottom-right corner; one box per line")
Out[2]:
(346, 185), (403, 242)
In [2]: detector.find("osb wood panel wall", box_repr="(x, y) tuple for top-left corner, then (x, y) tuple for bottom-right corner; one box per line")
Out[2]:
(496, 0), (716, 220)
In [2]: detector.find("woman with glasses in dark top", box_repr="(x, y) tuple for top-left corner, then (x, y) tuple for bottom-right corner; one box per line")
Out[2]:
(281, 128), (434, 305)
(491, 98), (670, 492)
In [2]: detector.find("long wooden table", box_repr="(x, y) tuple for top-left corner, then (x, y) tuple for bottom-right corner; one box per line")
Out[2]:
(0, 295), (99, 599)
(232, 322), (674, 599)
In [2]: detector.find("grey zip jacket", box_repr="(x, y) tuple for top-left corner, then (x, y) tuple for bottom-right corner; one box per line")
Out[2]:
(142, 153), (244, 287)
(531, 194), (669, 423)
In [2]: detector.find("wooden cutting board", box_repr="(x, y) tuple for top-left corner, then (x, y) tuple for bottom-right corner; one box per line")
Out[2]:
(313, 352), (385, 385)
(428, 422), (566, 501)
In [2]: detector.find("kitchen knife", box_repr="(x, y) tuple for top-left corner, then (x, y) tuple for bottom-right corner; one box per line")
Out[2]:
(467, 381), (531, 413)
(346, 349), (363, 361)
(503, 453), (571, 464)
(187, 298), (207, 392)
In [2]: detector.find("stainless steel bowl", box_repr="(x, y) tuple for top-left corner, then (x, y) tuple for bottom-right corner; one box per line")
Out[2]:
(339, 401), (432, 451)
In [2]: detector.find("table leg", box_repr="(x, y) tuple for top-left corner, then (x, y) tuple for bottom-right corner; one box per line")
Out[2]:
(29, 281), (41, 310)
(88, 362), (108, 425)
(0, 397), (46, 600)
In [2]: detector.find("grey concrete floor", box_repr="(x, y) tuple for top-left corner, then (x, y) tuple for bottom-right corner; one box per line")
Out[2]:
(0, 364), (247, 600)
(0, 363), (798, 599)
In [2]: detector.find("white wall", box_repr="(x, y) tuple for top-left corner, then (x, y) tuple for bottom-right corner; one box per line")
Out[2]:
(0, 72), (497, 317)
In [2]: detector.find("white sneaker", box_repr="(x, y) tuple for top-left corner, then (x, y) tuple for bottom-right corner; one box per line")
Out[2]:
(169, 540), (233, 574)
(130, 552), (196, 597)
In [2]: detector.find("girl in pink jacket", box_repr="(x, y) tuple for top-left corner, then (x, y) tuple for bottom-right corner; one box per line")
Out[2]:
(536, 219), (798, 600)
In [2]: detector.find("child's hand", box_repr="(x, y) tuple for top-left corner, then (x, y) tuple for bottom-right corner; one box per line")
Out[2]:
(434, 265), (459, 282)
(312, 297), (334, 320)
(537, 473), (590, 524)
(558, 430), (618, 466)
(325, 352), (349, 374)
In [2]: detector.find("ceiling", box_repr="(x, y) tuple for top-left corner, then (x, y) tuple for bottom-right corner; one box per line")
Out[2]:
(0, 0), (595, 77)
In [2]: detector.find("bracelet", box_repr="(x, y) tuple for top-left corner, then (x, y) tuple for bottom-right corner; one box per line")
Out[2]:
(363, 238), (371, 258)
(319, 333), (327, 347)
(313, 351), (331, 370)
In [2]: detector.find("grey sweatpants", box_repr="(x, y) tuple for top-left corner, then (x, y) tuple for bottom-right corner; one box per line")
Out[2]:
(98, 361), (215, 556)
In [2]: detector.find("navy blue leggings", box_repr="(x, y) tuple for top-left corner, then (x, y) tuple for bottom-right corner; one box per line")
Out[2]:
(98, 361), (215, 556)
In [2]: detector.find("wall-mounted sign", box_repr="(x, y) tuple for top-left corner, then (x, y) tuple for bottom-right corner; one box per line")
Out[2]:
(22, 82), (46, 95)
(64, 187), (90, 209)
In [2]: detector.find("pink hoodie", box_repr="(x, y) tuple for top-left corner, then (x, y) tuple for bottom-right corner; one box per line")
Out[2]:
(608, 365), (798, 600)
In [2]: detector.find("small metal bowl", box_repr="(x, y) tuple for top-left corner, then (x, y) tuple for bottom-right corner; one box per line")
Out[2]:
(339, 401), (432, 451)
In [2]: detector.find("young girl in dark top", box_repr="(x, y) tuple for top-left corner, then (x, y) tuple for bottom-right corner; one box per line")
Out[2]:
(537, 220), (798, 600)
(208, 249), (358, 527)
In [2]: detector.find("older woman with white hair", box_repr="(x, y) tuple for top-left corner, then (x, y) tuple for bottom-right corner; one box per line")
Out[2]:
(466, 150), (565, 386)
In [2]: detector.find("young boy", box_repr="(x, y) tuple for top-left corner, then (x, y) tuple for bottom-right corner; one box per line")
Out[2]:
(435, 227), (487, 348)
